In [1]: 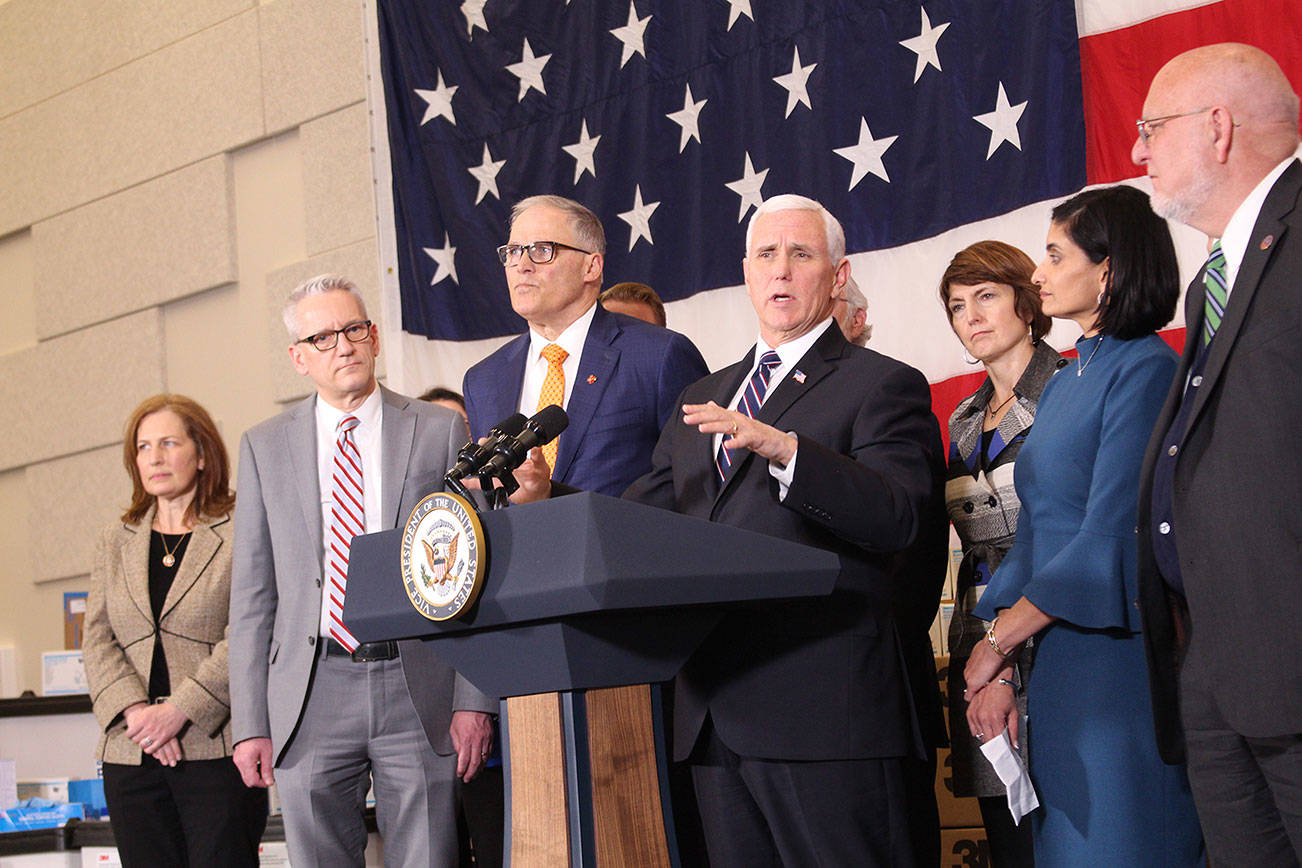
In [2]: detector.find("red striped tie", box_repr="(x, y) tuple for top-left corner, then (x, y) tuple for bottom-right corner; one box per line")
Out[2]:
(327, 415), (364, 652)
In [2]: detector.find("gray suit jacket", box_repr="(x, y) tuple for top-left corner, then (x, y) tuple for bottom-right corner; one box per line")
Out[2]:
(1137, 159), (1302, 762)
(228, 386), (494, 764)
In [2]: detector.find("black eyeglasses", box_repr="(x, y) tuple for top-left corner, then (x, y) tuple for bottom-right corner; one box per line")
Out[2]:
(496, 241), (592, 266)
(1135, 108), (1209, 144)
(296, 320), (373, 352)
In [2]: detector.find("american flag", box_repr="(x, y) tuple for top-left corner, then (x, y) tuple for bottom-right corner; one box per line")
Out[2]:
(368, 0), (1301, 444)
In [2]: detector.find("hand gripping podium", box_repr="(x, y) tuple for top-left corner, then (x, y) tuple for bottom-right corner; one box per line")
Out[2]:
(345, 492), (839, 867)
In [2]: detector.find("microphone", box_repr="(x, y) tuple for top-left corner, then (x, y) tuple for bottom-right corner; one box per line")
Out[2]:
(477, 405), (570, 480)
(445, 413), (528, 482)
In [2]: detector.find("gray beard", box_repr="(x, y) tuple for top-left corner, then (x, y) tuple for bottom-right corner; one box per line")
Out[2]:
(1150, 172), (1215, 227)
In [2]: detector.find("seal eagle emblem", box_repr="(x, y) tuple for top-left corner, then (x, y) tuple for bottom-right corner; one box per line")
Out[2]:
(400, 491), (485, 621)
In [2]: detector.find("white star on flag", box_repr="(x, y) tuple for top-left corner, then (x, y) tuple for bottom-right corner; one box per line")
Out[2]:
(722, 0), (753, 30)
(898, 8), (950, 83)
(973, 82), (1028, 159)
(468, 144), (505, 204)
(772, 46), (817, 118)
(562, 120), (602, 183)
(725, 152), (769, 221)
(460, 0), (488, 37)
(423, 233), (458, 285)
(618, 185), (660, 250)
(506, 39), (551, 101)
(666, 84), (708, 152)
(609, 2), (651, 69)
(833, 118), (899, 189)
(415, 71), (458, 126)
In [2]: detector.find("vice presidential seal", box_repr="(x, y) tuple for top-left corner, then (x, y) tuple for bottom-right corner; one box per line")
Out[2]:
(400, 492), (485, 621)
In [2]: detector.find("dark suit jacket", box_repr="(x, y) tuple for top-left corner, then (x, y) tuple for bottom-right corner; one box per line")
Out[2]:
(462, 304), (709, 495)
(1137, 159), (1302, 763)
(624, 323), (946, 762)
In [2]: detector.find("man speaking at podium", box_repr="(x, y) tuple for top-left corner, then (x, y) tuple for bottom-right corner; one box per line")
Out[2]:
(625, 195), (945, 867)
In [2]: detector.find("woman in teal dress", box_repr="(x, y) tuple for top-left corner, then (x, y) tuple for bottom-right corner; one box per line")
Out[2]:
(964, 185), (1204, 865)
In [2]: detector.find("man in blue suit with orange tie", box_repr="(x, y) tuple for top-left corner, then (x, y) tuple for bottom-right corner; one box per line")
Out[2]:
(463, 194), (708, 495)
(460, 194), (709, 866)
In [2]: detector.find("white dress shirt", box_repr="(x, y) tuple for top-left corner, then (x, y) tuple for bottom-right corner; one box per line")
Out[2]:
(315, 388), (383, 637)
(518, 302), (599, 414)
(715, 317), (837, 497)
(1218, 152), (1300, 296)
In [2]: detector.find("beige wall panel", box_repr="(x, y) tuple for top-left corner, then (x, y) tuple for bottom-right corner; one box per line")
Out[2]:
(0, 574), (90, 699)
(33, 157), (237, 339)
(301, 102), (376, 256)
(27, 446), (124, 584)
(260, 0), (367, 134)
(0, 0), (255, 118)
(161, 283), (280, 460)
(0, 12), (263, 236)
(266, 240), (383, 403)
(0, 466), (38, 691)
(0, 229), (36, 357)
(0, 310), (164, 472)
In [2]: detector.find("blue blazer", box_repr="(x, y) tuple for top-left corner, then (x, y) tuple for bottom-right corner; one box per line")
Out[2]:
(463, 304), (710, 496)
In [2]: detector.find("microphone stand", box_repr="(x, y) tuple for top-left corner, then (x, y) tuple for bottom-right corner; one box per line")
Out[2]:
(479, 467), (516, 511)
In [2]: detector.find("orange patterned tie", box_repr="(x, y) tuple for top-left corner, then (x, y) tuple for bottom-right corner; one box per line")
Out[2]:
(537, 343), (568, 472)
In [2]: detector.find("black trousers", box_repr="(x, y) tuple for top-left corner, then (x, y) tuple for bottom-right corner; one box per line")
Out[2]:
(688, 721), (916, 868)
(101, 754), (267, 868)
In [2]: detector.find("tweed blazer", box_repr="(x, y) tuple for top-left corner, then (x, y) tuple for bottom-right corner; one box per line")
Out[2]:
(83, 506), (236, 764)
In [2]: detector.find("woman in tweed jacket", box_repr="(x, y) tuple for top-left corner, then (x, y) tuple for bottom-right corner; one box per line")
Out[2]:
(940, 242), (1065, 867)
(83, 394), (265, 866)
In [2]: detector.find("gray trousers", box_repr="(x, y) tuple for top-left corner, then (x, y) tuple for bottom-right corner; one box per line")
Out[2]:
(1182, 673), (1302, 867)
(275, 652), (458, 867)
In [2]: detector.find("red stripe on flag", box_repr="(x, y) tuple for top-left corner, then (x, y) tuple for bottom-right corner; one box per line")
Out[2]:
(1083, 0), (1302, 186)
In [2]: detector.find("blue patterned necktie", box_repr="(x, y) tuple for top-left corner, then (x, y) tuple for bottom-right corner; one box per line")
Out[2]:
(1202, 242), (1228, 346)
(715, 350), (782, 482)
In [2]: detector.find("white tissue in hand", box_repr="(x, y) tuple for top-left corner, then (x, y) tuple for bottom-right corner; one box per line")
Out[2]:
(979, 730), (1039, 824)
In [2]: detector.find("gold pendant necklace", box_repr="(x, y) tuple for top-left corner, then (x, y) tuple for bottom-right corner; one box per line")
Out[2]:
(159, 531), (190, 568)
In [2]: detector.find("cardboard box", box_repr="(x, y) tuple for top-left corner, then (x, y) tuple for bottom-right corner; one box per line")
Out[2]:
(81, 847), (123, 867)
(64, 592), (88, 650)
(17, 778), (69, 804)
(940, 826), (991, 868)
(257, 841), (292, 866)
(932, 655), (984, 828)
(42, 650), (87, 695)
(69, 778), (108, 818)
(0, 801), (84, 831)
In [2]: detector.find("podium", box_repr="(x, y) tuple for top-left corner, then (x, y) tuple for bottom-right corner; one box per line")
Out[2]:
(345, 492), (840, 866)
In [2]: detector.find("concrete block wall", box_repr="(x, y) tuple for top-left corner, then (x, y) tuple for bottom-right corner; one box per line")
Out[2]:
(0, 0), (381, 695)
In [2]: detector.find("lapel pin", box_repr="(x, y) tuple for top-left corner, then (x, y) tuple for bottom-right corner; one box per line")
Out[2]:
(586, 374), (597, 384)
(793, 370), (807, 384)
(1260, 234), (1274, 251)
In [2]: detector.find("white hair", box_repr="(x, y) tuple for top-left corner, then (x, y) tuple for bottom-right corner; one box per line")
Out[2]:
(282, 274), (369, 339)
(510, 194), (606, 255)
(744, 194), (846, 261)
(841, 274), (867, 312)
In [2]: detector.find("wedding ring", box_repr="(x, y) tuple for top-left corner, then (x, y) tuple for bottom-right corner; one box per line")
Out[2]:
(976, 732), (984, 739)
(731, 422), (738, 433)
(143, 737), (153, 747)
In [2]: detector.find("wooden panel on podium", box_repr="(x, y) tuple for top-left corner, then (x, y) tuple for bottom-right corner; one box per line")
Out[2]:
(586, 685), (672, 868)
(506, 693), (570, 866)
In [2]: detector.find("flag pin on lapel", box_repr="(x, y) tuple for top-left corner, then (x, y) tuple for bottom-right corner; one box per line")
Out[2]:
(587, 374), (597, 384)
(1260, 234), (1274, 251)
(793, 370), (807, 384)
